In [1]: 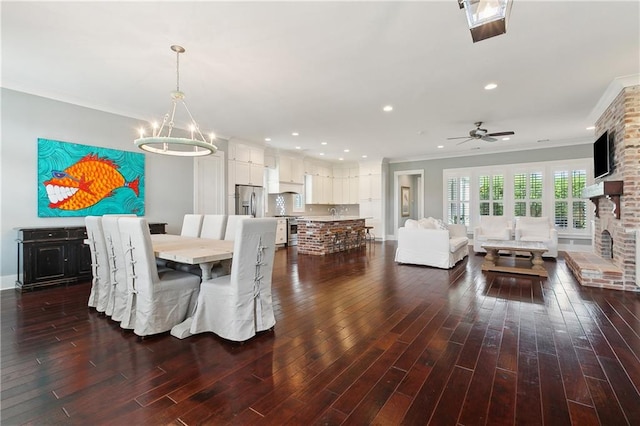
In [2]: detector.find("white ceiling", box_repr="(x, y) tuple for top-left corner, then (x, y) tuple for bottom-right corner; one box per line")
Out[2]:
(2, 1), (639, 163)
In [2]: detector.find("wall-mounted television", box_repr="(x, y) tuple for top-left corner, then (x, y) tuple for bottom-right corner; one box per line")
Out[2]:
(593, 130), (611, 179)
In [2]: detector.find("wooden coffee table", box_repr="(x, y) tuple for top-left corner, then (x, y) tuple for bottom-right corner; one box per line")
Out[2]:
(481, 240), (548, 277)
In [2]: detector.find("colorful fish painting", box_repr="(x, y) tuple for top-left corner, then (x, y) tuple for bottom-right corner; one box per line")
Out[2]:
(44, 154), (139, 210)
(38, 139), (145, 217)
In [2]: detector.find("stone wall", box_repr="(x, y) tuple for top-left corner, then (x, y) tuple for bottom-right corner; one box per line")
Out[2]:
(592, 85), (639, 290)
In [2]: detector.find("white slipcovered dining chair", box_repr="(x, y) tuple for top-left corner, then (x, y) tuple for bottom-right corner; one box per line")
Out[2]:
(189, 218), (277, 342)
(118, 217), (201, 337)
(181, 214), (204, 237)
(223, 215), (252, 241)
(101, 215), (131, 323)
(200, 215), (228, 240)
(473, 215), (512, 253)
(85, 216), (111, 313)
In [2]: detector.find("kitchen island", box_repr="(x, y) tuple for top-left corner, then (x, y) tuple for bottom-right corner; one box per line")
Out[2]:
(297, 216), (366, 255)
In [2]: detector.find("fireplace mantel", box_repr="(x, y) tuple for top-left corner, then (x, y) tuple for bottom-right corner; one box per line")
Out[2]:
(582, 180), (623, 219)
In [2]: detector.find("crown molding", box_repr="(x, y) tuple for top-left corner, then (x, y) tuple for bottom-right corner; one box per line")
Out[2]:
(588, 74), (640, 124)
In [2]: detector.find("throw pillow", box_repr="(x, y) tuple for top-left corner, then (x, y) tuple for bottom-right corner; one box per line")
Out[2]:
(435, 219), (448, 230)
(418, 218), (436, 229)
(405, 219), (419, 229)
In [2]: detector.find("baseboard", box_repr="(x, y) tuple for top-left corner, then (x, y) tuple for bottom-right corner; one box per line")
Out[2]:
(1, 274), (17, 291)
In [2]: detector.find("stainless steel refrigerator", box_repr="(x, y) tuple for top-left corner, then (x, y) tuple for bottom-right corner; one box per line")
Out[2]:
(235, 184), (265, 217)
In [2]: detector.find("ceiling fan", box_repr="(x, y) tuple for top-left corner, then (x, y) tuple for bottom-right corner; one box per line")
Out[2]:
(447, 122), (515, 145)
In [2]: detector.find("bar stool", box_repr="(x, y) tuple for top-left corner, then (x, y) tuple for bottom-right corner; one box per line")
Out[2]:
(364, 226), (375, 248)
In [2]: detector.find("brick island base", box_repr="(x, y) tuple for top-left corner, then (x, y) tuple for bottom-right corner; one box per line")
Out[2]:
(298, 218), (366, 255)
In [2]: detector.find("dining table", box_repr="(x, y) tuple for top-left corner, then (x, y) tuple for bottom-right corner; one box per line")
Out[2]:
(149, 234), (237, 339)
(150, 234), (234, 280)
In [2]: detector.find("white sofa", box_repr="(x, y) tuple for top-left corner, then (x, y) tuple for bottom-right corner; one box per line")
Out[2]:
(473, 216), (512, 253)
(515, 216), (558, 258)
(395, 218), (469, 269)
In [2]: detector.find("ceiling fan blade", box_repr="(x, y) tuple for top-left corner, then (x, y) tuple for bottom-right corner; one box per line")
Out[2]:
(486, 131), (515, 137)
(446, 136), (471, 140)
(456, 138), (473, 145)
(482, 136), (498, 142)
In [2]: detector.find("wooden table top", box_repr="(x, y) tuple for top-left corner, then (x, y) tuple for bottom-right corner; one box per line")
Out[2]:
(150, 234), (234, 265)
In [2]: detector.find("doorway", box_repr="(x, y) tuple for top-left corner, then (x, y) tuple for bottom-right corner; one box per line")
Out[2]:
(393, 170), (424, 239)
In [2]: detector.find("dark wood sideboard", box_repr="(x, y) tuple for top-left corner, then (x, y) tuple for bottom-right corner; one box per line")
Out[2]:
(16, 222), (167, 292)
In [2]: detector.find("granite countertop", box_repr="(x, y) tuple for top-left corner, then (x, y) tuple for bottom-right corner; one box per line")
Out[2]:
(298, 216), (368, 222)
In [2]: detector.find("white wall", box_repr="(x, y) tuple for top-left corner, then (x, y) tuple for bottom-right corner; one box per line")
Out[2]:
(1, 89), (196, 290)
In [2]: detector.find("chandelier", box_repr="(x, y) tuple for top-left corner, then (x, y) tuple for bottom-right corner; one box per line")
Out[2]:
(135, 45), (217, 156)
(458, 0), (512, 43)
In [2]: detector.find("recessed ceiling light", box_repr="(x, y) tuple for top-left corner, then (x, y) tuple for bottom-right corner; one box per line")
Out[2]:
(586, 126), (596, 130)
(295, 146), (301, 150)
(264, 138), (271, 142)
(321, 141), (327, 145)
(437, 145), (444, 149)
(362, 155), (368, 158)
(319, 153), (325, 156)
(344, 149), (350, 153)
(502, 137), (510, 141)
(292, 132), (299, 136)
(383, 105), (393, 112)
(484, 83), (498, 90)
(339, 158), (344, 161)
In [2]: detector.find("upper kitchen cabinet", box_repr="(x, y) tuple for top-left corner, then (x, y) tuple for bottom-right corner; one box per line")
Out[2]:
(232, 161), (264, 186)
(279, 155), (304, 184)
(228, 139), (265, 187)
(332, 165), (359, 204)
(359, 163), (382, 201)
(229, 141), (264, 164)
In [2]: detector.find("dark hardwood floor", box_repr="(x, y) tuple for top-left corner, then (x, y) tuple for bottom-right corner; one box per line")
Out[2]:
(2, 242), (640, 425)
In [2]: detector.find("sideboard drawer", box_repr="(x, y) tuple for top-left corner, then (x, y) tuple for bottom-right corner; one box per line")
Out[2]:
(23, 229), (69, 241)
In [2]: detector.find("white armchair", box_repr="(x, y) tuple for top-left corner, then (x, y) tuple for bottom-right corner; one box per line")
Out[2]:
(473, 216), (512, 253)
(515, 216), (558, 258)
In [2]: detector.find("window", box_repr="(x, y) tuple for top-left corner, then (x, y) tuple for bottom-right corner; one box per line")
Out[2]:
(514, 171), (542, 217)
(293, 193), (304, 212)
(447, 176), (470, 225)
(443, 159), (592, 236)
(479, 174), (504, 216)
(553, 170), (586, 231)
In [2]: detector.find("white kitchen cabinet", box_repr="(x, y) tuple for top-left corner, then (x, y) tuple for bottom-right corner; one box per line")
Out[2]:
(331, 166), (360, 204)
(305, 174), (332, 204)
(358, 162), (382, 240)
(332, 177), (344, 204)
(230, 142), (263, 164)
(279, 155), (304, 184)
(348, 175), (359, 204)
(275, 218), (287, 245)
(359, 172), (382, 201)
(233, 161), (264, 186)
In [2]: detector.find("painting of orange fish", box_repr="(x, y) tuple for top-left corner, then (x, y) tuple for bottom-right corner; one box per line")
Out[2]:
(38, 139), (144, 217)
(44, 154), (139, 210)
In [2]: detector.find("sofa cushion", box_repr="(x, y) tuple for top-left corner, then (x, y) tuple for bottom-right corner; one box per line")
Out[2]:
(449, 237), (468, 253)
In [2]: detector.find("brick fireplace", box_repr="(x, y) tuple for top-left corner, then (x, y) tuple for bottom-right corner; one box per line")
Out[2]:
(565, 83), (639, 291)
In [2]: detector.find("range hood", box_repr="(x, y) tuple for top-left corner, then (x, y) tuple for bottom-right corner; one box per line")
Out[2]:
(278, 182), (302, 194)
